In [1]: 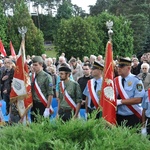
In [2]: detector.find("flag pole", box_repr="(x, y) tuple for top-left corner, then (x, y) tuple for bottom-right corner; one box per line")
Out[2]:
(106, 20), (113, 41)
(100, 20), (116, 125)
(18, 26), (27, 63)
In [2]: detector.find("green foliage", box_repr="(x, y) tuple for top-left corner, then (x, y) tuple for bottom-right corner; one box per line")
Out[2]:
(56, 0), (73, 20)
(0, 117), (150, 150)
(6, 0), (45, 56)
(54, 16), (100, 59)
(54, 12), (133, 59)
(0, 2), (7, 45)
(90, 0), (150, 55)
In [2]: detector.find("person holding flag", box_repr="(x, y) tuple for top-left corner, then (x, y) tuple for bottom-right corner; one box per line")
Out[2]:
(83, 61), (104, 119)
(31, 56), (53, 122)
(114, 57), (145, 127)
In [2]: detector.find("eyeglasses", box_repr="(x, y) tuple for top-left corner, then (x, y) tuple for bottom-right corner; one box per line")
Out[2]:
(142, 67), (147, 69)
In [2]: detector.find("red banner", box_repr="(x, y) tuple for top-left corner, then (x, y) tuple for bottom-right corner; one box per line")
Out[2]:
(0, 40), (7, 56)
(100, 41), (116, 125)
(10, 41), (16, 56)
(10, 41), (32, 120)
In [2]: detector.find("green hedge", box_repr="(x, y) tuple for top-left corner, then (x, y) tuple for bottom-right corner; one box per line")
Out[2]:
(0, 117), (149, 150)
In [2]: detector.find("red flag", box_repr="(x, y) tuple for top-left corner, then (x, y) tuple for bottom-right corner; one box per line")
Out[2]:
(10, 41), (16, 56)
(0, 40), (7, 56)
(100, 41), (116, 125)
(10, 41), (32, 122)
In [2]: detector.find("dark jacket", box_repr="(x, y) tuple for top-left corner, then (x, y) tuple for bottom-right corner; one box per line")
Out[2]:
(1, 68), (14, 94)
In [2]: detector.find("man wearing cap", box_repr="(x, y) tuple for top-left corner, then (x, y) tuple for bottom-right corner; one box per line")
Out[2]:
(31, 56), (53, 122)
(57, 65), (82, 121)
(83, 61), (104, 119)
(114, 57), (145, 127)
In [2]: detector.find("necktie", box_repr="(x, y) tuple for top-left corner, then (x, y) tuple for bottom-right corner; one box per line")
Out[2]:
(117, 78), (125, 99)
(90, 81), (97, 108)
(122, 78), (125, 88)
(142, 73), (147, 82)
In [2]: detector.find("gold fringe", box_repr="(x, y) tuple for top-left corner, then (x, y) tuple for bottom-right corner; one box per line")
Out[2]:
(10, 94), (28, 103)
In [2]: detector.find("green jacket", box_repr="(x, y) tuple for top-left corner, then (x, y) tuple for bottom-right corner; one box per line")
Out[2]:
(32, 70), (53, 102)
(58, 80), (82, 109)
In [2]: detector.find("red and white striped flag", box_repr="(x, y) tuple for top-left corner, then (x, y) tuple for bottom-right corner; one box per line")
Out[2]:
(10, 40), (32, 123)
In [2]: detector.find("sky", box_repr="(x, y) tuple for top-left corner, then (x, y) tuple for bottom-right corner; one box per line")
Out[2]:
(71, 0), (97, 13)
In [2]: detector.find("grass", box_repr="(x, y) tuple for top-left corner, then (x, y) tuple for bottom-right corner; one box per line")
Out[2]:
(45, 49), (57, 58)
(44, 44), (57, 58)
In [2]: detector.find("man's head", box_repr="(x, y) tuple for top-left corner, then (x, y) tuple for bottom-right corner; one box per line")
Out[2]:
(91, 61), (104, 78)
(82, 63), (91, 77)
(4, 58), (13, 69)
(69, 58), (77, 67)
(59, 65), (71, 81)
(117, 57), (132, 77)
(141, 63), (149, 73)
(32, 56), (43, 73)
(59, 56), (66, 65)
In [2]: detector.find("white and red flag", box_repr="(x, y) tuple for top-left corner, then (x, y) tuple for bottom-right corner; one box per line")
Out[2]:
(0, 40), (7, 57)
(100, 41), (116, 125)
(10, 40), (32, 123)
(10, 41), (16, 56)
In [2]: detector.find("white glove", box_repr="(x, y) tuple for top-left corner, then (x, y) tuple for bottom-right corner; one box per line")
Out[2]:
(43, 108), (50, 118)
(117, 99), (122, 106)
(141, 127), (147, 136)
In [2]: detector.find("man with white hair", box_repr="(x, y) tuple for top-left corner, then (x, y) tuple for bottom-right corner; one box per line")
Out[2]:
(90, 55), (97, 66)
(97, 55), (104, 65)
(56, 56), (67, 74)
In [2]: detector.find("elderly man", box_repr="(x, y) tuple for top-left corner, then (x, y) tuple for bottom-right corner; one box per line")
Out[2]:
(70, 58), (83, 81)
(114, 57), (145, 127)
(31, 56), (53, 122)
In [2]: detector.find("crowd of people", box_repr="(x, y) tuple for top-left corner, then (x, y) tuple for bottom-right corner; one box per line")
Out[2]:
(0, 52), (150, 136)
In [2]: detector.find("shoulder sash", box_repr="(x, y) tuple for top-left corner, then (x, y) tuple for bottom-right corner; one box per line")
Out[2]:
(115, 76), (142, 119)
(87, 79), (99, 109)
(60, 81), (76, 111)
(32, 73), (53, 113)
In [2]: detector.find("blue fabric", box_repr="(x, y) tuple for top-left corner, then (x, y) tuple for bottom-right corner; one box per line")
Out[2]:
(80, 109), (86, 119)
(52, 98), (58, 108)
(50, 107), (58, 120)
(0, 99), (9, 121)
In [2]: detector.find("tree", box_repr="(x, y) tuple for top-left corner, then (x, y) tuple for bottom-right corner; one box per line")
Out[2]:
(7, 0), (45, 56)
(54, 16), (100, 59)
(0, 2), (7, 46)
(90, 0), (150, 55)
(89, 0), (111, 16)
(56, 0), (73, 20)
(88, 12), (134, 57)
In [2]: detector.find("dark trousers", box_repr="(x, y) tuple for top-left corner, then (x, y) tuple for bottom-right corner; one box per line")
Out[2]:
(31, 101), (45, 122)
(88, 107), (102, 119)
(3, 93), (10, 115)
(58, 108), (73, 122)
(146, 117), (150, 135)
(117, 114), (141, 128)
